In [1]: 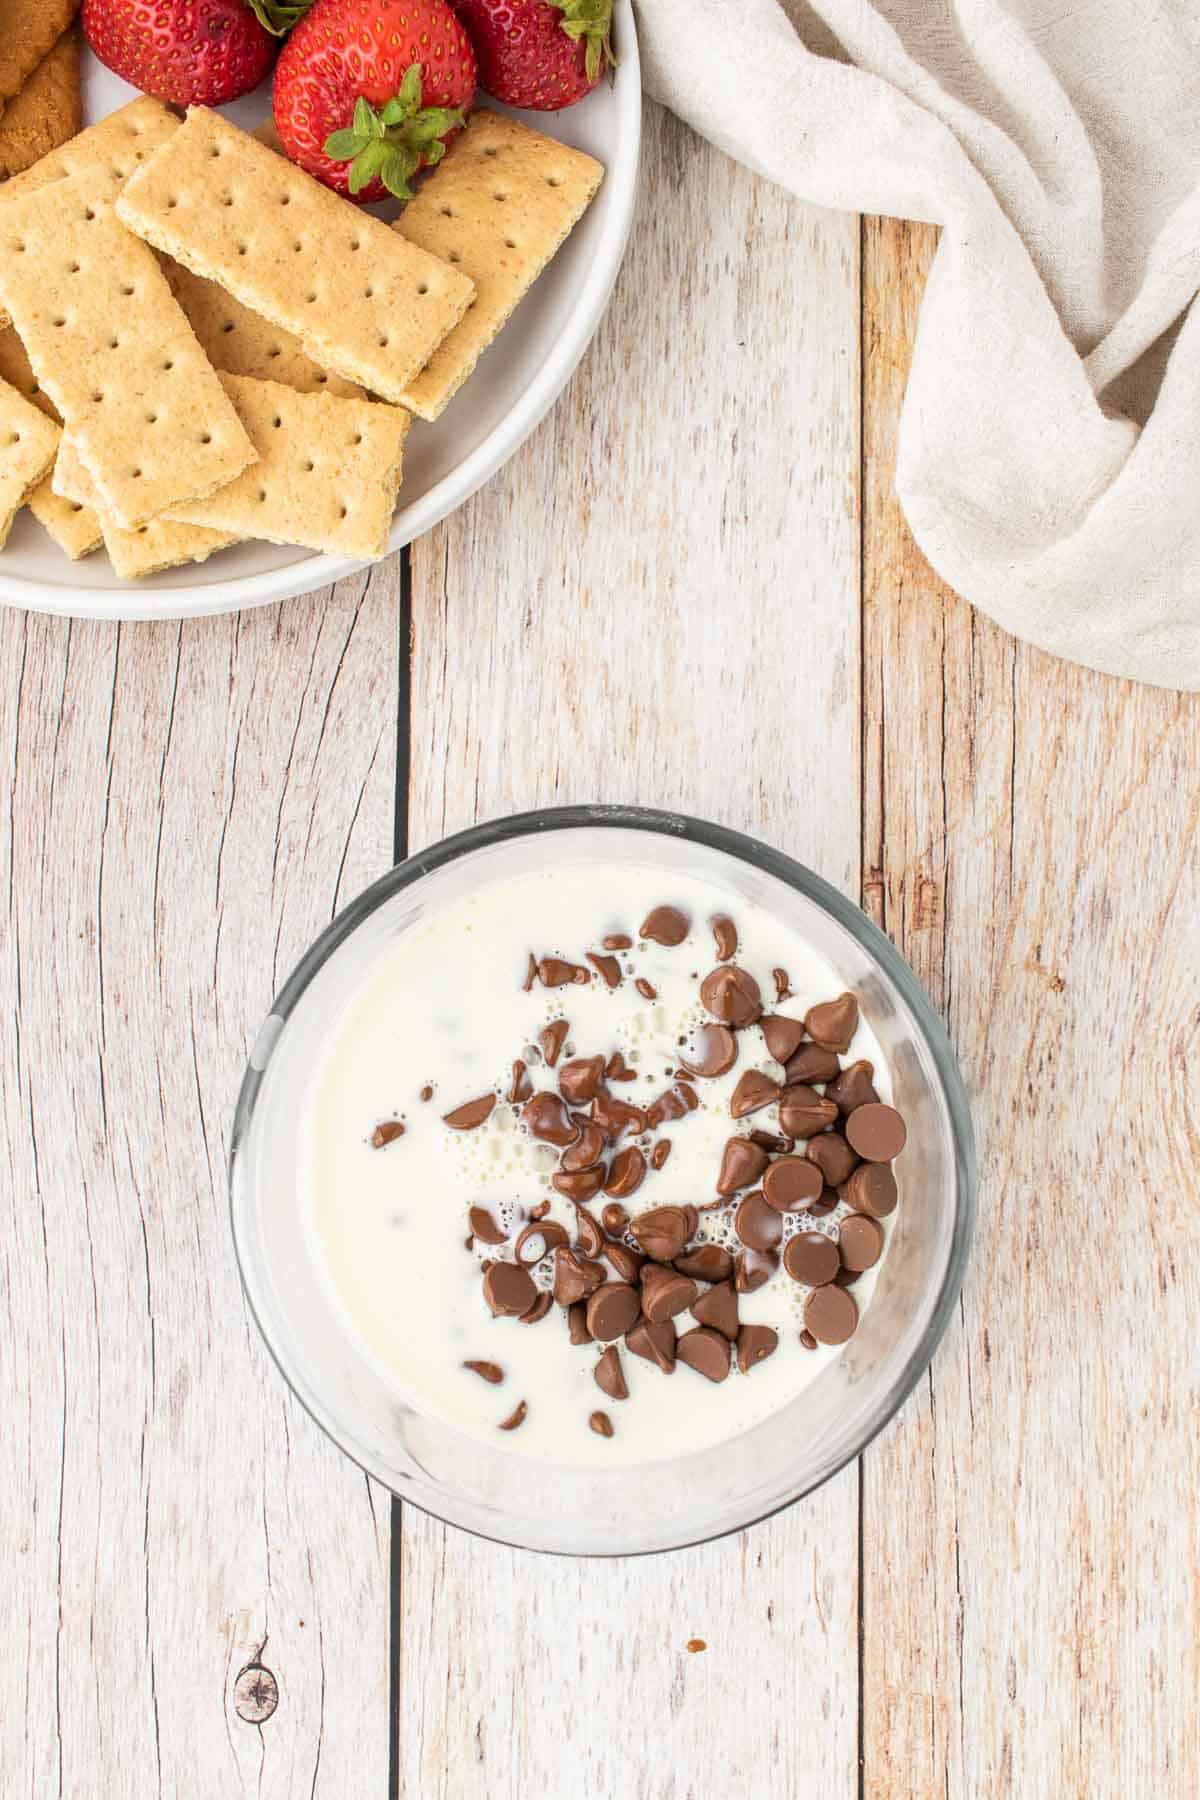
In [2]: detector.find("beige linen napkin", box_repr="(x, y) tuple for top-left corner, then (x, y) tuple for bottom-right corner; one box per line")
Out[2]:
(635, 0), (1200, 689)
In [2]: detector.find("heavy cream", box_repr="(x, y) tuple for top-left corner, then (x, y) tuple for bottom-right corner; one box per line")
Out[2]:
(302, 862), (897, 1467)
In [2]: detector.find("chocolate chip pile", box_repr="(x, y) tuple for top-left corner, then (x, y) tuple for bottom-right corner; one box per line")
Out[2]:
(436, 903), (907, 1440)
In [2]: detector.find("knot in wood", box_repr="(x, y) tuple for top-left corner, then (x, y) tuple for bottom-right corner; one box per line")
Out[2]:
(234, 1662), (279, 1723)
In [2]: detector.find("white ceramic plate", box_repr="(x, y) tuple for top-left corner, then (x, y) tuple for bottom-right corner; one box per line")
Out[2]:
(0, 5), (640, 620)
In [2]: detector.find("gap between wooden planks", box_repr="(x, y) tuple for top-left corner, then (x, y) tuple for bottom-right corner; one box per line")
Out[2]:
(859, 217), (1200, 1800)
(395, 125), (1200, 1800)
(0, 576), (398, 1796)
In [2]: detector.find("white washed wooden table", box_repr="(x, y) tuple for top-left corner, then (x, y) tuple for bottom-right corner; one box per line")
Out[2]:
(3, 105), (1198, 1799)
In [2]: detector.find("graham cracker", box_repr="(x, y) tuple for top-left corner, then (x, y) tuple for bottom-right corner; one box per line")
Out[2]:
(0, 26), (81, 179)
(27, 467), (102, 559)
(0, 175), (256, 529)
(0, 94), (179, 201)
(394, 112), (604, 422)
(53, 434), (237, 577)
(116, 108), (476, 405)
(0, 0), (79, 108)
(0, 96), (180, 335)
(164, 373), (409, 560)
(0, 373), (60, 548)
(163, 259), (362, 398)
(0, 323), (57, 417)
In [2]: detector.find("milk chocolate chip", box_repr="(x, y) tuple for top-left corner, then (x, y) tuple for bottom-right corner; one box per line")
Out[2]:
(762, 1156), (823, 1212)
(783, 1230), (840, 1286)
(559, 1055), (607, 1106)
(839, 1212), (884, 1272)
(640, 1264), (699, 1323)
(552, 1247), (606, 1305)
(674, 1243), (733, 1283)
(635, 978), (657, 1001)
(804, 1283), (859, 1345)
(845, 1103), (907, 1162)
(498, 1400), (528, 1431)
(640, 905), (690, 946)
(715, 1136), (770, 1197)
(734, 1189), (783, 1252)
(629, 1205), (692, 1261)
(567, 1300), (592, 1344)
(700, 965), (763, 1028)
(538, 957), (590, 988)
(523, 1091), (579, 1147)
(605, 1146), (646, 1199)
(604, 1239), (644, 1283)
(730, 1070), (781, 1118)
(601, 1201), (630, 1236)
(603, 933), (633, 951)
(771, 968), (792, 1001)
(778, 1084), (838, 1139)
(468, 1204), (507, 1246)
(843, 1162), (898, 1218)
(734, 1246), (779, 1292)
(561, 1119), (606, 1172)
(370, 1120), (405, 1148)
(462, 1359), (503, 1383)
(783, 1042), (840, 1085)
(691, 1280), (739, 1341)
(483, 1262), (537, 1317)
(519, 1291), (553, 1325)
(805, 1130), (859, 1188)
(514, 1221), (569, 1264)
(627, 1316), (677, 1372)
(540, 1019), (570, 1067)
(591, 1090), (649, 1141)
(589, 1410), (614, 1437)
(443, 1093), (497, 1131)
(650, 1140), (672, 1171)
(736, 1324), (778, 1373)
(760, 1014), (806, 1064)
(594, 1344), (629, 1399)
(552, 1167), (604, 1203)
(826, 1060), (879, 1115)
(711, 915), (738, 961)
(573, 1206), (606, 1257)
(804, 993), (859, 1051)
(676, 1326), (731, 1383)
(586, 951), (622, 989)
(646, 1084), (697, 1127)
(678, 1022), (738, 1079)
(586, 1281), (641, 1342)
(508, 1060), (534, 1104)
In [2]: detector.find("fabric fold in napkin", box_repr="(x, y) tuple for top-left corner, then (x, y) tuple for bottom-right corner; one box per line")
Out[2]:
(634, 0), (1200, 689)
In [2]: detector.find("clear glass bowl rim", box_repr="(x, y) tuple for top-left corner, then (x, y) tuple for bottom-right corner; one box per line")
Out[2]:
(229, 803), (977, 1555)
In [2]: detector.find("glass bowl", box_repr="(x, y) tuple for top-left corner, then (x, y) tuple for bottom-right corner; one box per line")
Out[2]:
(229, 806), (975, 1555)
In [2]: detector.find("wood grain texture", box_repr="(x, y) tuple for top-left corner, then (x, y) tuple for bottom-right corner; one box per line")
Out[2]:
(402, 102), (863, 1800)
(860, 216), (1200, 1798)
(0, 570), (398, 1796)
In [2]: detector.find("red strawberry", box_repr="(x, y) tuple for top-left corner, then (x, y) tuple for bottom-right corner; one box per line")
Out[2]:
(272, 0), (476, 203)
(82, 0), (286, 107)
(451, 0), (613, 111)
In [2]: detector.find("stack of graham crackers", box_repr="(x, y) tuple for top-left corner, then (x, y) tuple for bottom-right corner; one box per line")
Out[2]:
(0, 98), (603, 578)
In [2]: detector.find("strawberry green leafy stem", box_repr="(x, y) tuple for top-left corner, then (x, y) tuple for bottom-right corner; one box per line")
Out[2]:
(323, 67), (465, 200)
(245, 0), (314, 34)
(549, 0), (616, 83)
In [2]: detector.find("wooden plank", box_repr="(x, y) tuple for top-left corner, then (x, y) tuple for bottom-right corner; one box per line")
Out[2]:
(860, 216), (1200, 1796)
(0, 569), (398, 1795)
(402, 104), (862, 1800)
